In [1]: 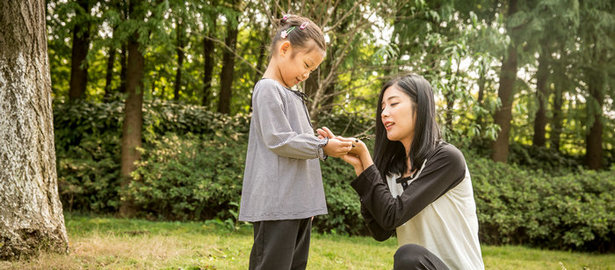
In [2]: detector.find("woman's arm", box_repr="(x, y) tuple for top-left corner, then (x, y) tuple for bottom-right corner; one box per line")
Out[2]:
(350, 144), (467, 231)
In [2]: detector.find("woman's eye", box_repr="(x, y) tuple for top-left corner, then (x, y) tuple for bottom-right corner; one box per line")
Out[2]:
(391, 103), (399, 107)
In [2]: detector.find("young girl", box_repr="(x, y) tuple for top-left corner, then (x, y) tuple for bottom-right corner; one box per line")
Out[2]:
(320, 74), (484, 269)
(238, 14), (352, 270)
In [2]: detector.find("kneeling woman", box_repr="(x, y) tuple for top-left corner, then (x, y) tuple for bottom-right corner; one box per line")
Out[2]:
(324, 74), (484, 269)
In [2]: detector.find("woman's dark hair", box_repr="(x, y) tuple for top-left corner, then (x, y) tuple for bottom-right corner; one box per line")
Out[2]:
(270, 14), (326, 55)
(373, 74), (441, 179)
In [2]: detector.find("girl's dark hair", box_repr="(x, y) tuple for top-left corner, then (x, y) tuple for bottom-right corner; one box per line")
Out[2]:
(270, 14), (326, 55)
(373, 74), (441, 179)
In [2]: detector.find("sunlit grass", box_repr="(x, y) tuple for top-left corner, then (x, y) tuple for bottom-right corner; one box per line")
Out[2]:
(0, 214), (613, 269)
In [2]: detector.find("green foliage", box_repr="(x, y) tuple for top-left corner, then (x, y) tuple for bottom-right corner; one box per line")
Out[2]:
(470, 155), (615, 252)
(54, 100), (123, 212)
(53, 100), (249, 213)
(507, 143), (583, 174)
(54, 101), (614, 252)
(315, 158), (365, 236)
(127, 132), (246, 221)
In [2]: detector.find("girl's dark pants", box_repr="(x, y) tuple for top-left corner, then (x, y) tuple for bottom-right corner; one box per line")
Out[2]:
(249, 218), (312, 270)
(394, 244), (450, 270)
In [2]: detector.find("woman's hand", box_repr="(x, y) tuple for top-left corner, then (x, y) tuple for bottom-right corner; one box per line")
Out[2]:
(341, 153), (364, 176)
(316, 127), (373, 176)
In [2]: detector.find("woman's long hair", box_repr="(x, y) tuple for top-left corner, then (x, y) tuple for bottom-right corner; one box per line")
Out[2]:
(373, 74), (441, 180)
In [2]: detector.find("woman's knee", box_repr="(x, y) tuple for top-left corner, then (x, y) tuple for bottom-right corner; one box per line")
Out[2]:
(393, 244), (448, 270)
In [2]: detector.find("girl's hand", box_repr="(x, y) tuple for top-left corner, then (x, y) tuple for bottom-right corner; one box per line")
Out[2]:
(316, 126), (335, 139)
(323, 137), (352, 158)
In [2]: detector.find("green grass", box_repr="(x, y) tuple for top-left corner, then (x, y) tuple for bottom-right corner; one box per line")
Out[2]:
(1, 214), (614, 269)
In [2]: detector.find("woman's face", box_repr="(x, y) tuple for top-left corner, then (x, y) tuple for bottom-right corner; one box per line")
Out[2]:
(380, 84), (416, 144)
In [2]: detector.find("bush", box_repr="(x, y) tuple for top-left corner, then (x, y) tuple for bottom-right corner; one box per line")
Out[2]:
(470, 156), (615, 252)
(53, 100), (249, 213)
(316, 158), (365, 236)
(54, 101), (615, 252)
(127, 133), (246, 221)
(54, 100), (123, 212)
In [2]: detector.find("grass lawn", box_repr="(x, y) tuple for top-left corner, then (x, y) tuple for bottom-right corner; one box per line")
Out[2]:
(1, 214), (614, 269)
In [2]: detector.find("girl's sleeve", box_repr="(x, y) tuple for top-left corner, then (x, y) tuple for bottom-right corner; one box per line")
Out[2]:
(350, 145), (466, 231)
(253, 83), (327, 160)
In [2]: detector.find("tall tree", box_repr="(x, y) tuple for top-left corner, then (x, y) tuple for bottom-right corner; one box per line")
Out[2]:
(532, 47), (549, 147)
(491, 0), (521, 163)
(104, 46), (116, 100)
(174, 18), (185, 101)
(119, 0), (147, 217)
(203, 19), (216, 107)
(68, 0), (92, 100)
(217, 1), (240, 114)
(0, 0), (68, 259)
(579, 0), (614, 170)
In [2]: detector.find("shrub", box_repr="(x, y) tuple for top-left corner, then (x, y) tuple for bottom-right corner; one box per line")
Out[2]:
(127, 133), (246, 221)
(470, 156), (615, 252)
(53, 101), (615, 252)
(54, 100), (123, 212)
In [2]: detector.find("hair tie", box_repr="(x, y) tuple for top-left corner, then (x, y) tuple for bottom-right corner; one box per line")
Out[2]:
(299, 22), (308, 30)
(281, 15), (289, 22)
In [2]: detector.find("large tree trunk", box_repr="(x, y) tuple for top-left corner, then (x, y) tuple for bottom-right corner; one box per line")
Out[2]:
(217, 8), (239, 114)
(532, 50), (549, 147)
(491, 44), (518, 162)
(119, 44), (128, 93)
(585, 76), (604, 170)
(119, 26), (145, 217)
(174, 20), (184, 101)
(0, 0), (68, 259)
(491, 0), (519, 163)
(248, 23), (269, 112)
(202, 6), (217, 107)
(104, 46), (116, 100)
(551, 84), (563, 151)
(68, 0), (91, 100)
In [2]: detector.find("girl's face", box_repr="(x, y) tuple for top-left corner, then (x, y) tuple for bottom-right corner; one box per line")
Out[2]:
(275, 40), (324, 87)
(381, 85), (416, 144)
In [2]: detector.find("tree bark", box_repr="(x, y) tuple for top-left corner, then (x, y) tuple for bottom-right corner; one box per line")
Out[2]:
(104, 46), (116, 100)
(68, 0), (91, 100)
(551, 84), (563, 151)
(491, 43), (518, 162)
(0, 0), (68, 259)
(203, 23), (216, 107)
(217, 7), (239, 114)
(532, 50), (549, 147)
(202, 4), (217, 108)
(119, 5), (145, 217)
(248, 22), (269, 112)
(491, 0), (518, 163)
(174, 19), (184, 101)
(120, 44), (128, 93)
(585, 76), (604, 170)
